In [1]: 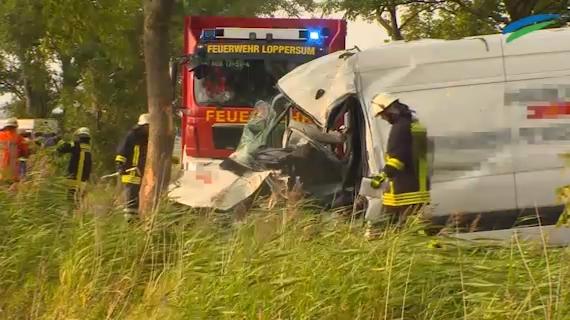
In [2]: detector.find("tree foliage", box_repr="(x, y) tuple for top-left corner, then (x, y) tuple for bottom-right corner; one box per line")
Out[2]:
(321, 0), (569, 41)
(0, 0), (54, 117)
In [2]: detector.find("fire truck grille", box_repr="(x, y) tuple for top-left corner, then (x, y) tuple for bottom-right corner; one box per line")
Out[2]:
(212, 125), (244, 150)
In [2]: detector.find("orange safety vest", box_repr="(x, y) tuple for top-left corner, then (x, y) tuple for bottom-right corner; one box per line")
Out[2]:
(0, 130), (29, 182)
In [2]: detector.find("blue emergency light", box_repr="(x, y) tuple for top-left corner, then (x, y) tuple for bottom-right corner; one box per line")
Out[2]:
(202, 29), (216, 40)
(201, 29), (224, 40)
(303, 28), (329, 44)
(309, 31), (320, 40)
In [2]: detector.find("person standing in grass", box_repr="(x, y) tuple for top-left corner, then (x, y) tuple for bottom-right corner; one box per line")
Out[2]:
(0, 118), (30, 186)
(56, 127), (93, 206)
(365, 93), (432, 238)
(115, 113), (149, 222)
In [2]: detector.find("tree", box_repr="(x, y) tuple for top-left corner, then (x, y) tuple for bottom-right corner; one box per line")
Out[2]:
(139, 0), (175, 218)
(404, 0), (569, 40)
(402, 1), (501, 40)
(0, 0), (54, 117)
(503, 0), (568, 21)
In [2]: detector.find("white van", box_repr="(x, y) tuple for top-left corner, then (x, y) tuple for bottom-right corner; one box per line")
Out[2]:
(274, 26), (570, 229)
(169, 27), (570, 231)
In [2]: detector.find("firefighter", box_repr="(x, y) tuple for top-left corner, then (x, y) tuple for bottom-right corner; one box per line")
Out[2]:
(365, 93), (431, 237)
(0, 118), (30, 185)
(115, 113), (149, 221)
(56, 127), (92, 205)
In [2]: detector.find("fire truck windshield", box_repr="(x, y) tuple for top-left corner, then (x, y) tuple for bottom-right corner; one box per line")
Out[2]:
(193, 59), (304, 107)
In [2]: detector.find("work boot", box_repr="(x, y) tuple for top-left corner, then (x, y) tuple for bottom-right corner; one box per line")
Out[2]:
(364, 221), (382, 240)
(123, 209), (139, 223)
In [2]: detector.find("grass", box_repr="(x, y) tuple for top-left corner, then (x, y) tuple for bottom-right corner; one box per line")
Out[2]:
(1, 157), (570, 319)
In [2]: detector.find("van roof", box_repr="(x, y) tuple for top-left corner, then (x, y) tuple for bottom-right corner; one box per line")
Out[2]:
(277, 27), (570, 125)
(355, 26), (570, 95)
(2, 118), (59, 133)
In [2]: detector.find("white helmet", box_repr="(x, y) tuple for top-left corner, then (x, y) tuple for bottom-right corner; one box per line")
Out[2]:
(74, 127), (91, 138)
(370, 93), (399, 117)
(1, 117), (18, 130)
(138, 113), (150, 126)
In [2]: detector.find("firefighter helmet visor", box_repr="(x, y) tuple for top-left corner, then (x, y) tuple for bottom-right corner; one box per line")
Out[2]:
(1, 117), (18, 130)
(74, 127), (91, 138)
(370, 93), (399, 117)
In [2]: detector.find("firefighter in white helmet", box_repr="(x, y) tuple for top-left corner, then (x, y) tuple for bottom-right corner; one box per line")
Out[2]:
(0, 118), (30, 184)
(365, 93), (432, 238)
(56, 127), (92, 205)
(115, 113), (149, 221)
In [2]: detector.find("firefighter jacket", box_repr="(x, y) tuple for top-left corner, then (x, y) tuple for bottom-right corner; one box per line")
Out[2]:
(381, 116), (430, 207)
(0, 129), (30, 182)
(115, 125), (148, 185)
(57, 137), (92, 187)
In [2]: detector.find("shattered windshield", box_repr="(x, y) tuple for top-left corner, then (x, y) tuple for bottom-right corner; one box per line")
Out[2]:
(193, 59), (303, 107)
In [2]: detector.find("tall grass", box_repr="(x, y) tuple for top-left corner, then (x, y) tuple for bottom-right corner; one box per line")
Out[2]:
(1, 160), (570, 319)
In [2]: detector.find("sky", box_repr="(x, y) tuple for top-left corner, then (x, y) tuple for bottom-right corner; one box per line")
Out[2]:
(0, 14), (389, 111)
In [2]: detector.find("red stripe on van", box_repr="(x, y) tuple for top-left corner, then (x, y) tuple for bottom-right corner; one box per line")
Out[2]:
(527, 103), (570, 119)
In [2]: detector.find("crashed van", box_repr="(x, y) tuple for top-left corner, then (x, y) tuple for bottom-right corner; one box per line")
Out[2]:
(169, 27), (570, 230)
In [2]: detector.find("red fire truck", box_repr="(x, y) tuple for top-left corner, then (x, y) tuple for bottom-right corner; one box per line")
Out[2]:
(179, 15), (347, 161)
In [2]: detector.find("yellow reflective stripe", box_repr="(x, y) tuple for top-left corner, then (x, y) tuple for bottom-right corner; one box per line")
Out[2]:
(121, 174), (141, 184)
(77, 148), (85, 182)
(115, 155), (127, 163)
(386, 157), (404, 170)
(76, 143), (90, 182)
(383, 192), (430, 200)
(382, 191), (431, 206)
(383, 198), (430, 206)
(133, 145), (140, 166)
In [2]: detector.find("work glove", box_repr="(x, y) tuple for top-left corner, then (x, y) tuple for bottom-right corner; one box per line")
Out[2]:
(370, 172), (388, 189)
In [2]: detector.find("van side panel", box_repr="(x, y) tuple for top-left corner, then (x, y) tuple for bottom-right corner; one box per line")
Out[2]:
(358, 35), (516, 217)
(372, 84), (517, 216)
(503, 29), (570, 211)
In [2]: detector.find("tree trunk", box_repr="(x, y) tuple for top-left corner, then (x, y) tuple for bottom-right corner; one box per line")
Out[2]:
(139, 0), (175, 218)
(60, 54), (80, 91)
(21, 57), (51, 117)
(22, 74), (34, 116)
(388, 6), (404, 41)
